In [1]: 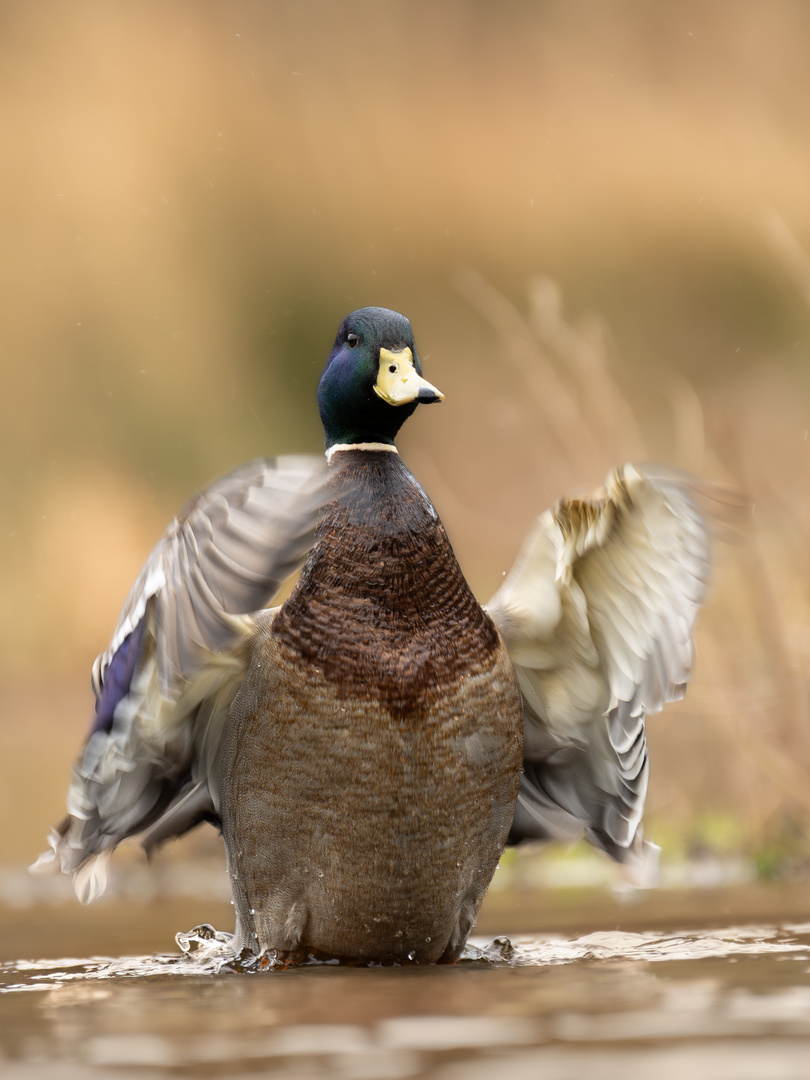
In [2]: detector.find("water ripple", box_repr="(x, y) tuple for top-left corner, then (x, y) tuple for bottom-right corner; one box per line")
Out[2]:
(3, 921), (810, 991)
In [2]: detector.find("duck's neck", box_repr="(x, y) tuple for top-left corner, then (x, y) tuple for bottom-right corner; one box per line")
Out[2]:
(317, 448), (438, 547)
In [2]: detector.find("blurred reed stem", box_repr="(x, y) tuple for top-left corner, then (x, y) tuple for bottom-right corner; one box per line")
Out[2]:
(458, 265), (810, 857)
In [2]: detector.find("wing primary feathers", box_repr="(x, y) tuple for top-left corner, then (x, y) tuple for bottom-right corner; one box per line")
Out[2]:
(34, 456), (326, 900)
(489, 462), (735, 879)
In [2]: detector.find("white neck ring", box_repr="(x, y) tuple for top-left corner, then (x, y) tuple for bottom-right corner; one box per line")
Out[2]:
(325, 442), (399, 463)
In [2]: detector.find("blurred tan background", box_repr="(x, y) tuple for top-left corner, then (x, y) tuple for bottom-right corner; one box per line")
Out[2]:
(1, 1), (808, 885)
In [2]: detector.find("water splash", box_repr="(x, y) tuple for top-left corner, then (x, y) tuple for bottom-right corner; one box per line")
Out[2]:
(464, 923), (810, 966)
(2, 922), (810, 992)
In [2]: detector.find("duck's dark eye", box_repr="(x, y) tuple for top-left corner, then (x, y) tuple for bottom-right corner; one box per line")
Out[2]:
(388, 364), (397, 373)
(347, 333), (359, 348)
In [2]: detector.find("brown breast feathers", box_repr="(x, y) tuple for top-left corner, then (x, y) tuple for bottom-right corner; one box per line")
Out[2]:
(272, 450), (499, 721)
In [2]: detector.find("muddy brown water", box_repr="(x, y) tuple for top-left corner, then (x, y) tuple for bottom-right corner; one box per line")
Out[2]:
(1, 882), (810, 1079)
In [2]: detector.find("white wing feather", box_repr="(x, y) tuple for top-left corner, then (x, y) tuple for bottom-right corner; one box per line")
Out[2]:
(487, 463), (719, 884)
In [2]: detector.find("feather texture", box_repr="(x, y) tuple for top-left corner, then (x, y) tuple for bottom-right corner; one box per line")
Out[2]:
(34, 456), (328, 899)
(487, 464), (721, 883)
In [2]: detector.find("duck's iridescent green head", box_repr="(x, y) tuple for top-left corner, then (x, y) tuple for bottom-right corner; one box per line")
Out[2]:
(318, 307), (443, 450)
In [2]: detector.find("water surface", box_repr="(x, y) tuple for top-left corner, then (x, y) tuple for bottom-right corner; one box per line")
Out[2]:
(2, 905), (810, 1079)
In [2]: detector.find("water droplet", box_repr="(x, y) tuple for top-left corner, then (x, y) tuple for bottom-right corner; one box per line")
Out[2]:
(408, 950), (417, 961)
(249, 908), (256, 915)
(317, 870), (324, 878)
(425, 936), (431, 943)
(395, 930), (403, 938)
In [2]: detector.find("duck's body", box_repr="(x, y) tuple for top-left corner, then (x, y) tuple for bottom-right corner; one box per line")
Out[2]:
(36, 306), (722, 963)
(222, 449), (522, 962)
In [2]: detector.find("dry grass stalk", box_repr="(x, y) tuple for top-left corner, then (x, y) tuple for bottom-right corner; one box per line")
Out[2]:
(460, 267), (810, 852)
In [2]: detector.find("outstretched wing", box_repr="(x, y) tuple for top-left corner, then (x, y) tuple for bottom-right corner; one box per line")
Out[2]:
(33, 455), (328, 901)
(486, 464), (721, 884)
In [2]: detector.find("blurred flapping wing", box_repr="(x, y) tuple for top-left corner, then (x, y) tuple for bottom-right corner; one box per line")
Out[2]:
(34, 455), (328, 901)
(486, 464), (717, 884)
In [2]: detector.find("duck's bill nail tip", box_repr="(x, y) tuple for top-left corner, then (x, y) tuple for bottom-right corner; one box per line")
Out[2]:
(418, 388), (444, 404)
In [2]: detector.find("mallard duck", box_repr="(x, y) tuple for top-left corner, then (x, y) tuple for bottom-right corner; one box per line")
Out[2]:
(35, 306), (715, 963)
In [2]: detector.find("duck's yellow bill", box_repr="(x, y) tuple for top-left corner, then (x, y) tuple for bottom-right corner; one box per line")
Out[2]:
(374, 347), (444, 406)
